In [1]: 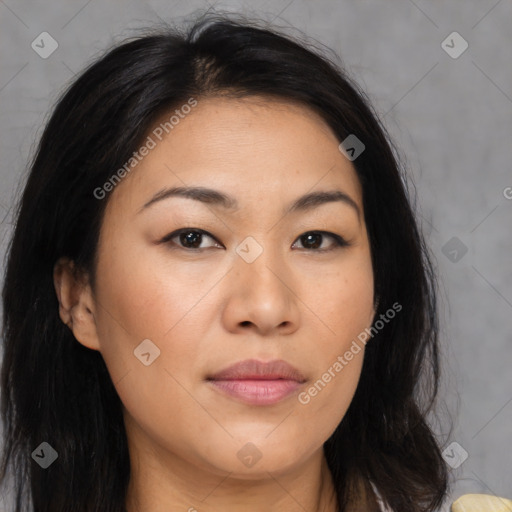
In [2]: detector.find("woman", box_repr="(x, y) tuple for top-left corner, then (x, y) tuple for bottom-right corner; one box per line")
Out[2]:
(0, 13), (450, 512)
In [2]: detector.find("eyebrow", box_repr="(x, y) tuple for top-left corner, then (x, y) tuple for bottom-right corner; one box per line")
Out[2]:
(138, 185), (360, 220)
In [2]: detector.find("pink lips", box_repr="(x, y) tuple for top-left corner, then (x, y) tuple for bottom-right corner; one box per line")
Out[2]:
(207, 359), (306, 406)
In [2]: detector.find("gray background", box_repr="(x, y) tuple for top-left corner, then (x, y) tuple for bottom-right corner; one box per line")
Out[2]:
(1, 0), (511, 510)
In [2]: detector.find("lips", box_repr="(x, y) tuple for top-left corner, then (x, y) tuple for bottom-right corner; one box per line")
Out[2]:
(207, 359), (307, 406)
(209, 358), (307, 382)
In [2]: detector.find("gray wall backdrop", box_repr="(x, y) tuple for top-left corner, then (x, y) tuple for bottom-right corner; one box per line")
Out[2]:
(1, 0), (511, 510)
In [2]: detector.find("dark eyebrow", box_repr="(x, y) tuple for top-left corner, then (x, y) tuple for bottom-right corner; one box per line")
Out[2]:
(138, 186), (238, 213)
(286, 189), (360, 221)
(138, 185), (360, 220)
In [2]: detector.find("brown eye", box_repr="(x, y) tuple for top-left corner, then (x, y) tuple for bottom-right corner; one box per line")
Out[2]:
(293, 231), (350, 252)
(159, 228), (349, 253)
(160, 229), (222, 250)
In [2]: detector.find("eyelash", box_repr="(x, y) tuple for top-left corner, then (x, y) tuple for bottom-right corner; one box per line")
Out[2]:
(159, 228), (351, 253)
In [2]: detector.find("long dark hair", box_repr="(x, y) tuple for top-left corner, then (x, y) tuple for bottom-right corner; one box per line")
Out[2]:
(1, 12), (450, 511)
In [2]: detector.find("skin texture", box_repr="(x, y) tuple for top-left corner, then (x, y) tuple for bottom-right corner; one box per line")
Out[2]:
(54, 96), (376, 512)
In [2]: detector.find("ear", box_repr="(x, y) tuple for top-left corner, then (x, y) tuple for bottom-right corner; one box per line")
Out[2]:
(53, 257), (101, 351)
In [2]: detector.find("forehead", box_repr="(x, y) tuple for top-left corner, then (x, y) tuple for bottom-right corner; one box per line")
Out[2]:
(106, 95), (363, 218)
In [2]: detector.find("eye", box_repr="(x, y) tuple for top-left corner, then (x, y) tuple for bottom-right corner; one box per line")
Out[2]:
(160, 228), (222, 251)
(292, 231), (350, 252)
(158, 228), (350, 252)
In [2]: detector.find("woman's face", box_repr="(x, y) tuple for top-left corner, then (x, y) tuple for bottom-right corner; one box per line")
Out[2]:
(70, 96), (375, 478)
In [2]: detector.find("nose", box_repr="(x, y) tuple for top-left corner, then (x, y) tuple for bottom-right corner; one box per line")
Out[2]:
(221, 244), (301, 337)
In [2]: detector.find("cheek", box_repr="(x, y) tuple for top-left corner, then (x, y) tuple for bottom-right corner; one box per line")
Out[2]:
(295, 254), (373, 425)
(91, 248), (217, 460)
(309, 253), (374, 350)
(91, 239), (229, 407)
(93, 237), (223, 345)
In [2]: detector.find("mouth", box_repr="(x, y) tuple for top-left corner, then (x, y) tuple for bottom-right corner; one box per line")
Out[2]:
(206, 359), (307, 406)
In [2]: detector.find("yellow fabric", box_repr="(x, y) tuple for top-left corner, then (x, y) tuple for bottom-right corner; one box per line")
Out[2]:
(451, 494), (512, 512)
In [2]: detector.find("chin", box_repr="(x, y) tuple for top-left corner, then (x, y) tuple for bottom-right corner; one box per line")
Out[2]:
(198, 436), (318, 479)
